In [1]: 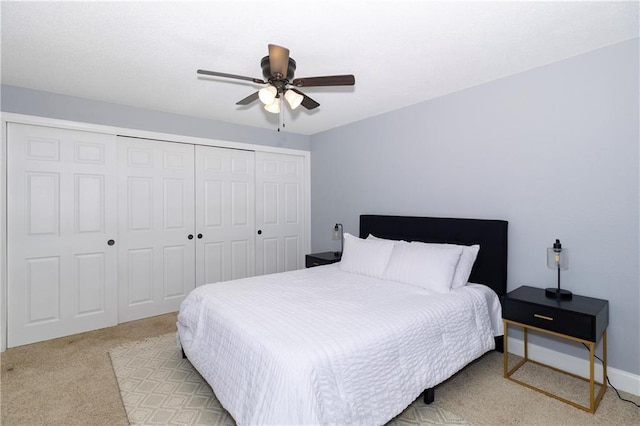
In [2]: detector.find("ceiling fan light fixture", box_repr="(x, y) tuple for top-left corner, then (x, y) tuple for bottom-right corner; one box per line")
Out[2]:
(198, 44), (355, 117)
(264, 97), (281, 114)
(258, 85), (277, 105)
(284, 89), (304, 110)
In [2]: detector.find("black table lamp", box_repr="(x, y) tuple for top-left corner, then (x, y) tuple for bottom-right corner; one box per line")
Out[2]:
(545, 239), (572, 299)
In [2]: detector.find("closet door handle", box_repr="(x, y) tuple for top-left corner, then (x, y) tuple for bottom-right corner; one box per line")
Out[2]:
(257, 230), (262, 235)
(188, 234), (194, 240)
(197, 234), (203, 239)
(107, 239), (115, 246)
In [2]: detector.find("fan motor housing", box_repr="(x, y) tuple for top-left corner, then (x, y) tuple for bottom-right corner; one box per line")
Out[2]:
(261, 56), (297, 82)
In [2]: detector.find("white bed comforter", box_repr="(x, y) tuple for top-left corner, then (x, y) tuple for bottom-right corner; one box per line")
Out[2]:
(177, 264), (502, 426)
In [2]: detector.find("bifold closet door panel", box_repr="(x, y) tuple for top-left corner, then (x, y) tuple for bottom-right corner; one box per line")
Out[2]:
(117, 137), (195, 322)
(255, 152), (305, 275)
(7, 123), (118, 347)
(195, 146), (256, 286)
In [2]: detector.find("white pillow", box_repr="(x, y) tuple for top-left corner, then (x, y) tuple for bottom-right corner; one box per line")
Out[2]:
(339, 233), (395, 278)
(450, 244), (480, 288)
(383, 241), (463, 293)
(367, 235), (479, 288)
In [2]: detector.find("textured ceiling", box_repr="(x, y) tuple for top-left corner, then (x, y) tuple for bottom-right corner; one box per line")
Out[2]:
(1, 1), (638, 135)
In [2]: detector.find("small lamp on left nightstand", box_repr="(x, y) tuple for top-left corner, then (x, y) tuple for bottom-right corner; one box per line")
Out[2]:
(333, 223), (343, 256)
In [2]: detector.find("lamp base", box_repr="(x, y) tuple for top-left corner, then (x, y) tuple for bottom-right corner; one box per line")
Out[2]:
(545, 288), (573, 300)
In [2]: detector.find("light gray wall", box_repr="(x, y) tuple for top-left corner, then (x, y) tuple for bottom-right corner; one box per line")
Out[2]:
(310, 38), (639, 375)
(1, 85), (310, 150)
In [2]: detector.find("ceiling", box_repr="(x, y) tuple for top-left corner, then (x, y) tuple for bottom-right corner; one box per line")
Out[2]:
(1, 1), (638, 136)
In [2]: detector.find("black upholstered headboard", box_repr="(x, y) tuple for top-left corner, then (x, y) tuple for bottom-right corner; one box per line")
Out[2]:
(359, 215), (508, 297)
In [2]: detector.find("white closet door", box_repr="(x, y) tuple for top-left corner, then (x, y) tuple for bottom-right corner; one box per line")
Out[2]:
(255, 152), (305, 275)
(195, 146), (255, 286)
(117, 137), (195, 322)
(7, 123), (118, 347)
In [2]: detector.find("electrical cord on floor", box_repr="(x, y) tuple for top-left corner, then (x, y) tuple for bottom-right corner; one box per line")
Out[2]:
(582, 343), (640, 408)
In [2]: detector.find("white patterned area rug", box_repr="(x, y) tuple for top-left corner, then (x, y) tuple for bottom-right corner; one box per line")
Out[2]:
(109, 333), (471, 425)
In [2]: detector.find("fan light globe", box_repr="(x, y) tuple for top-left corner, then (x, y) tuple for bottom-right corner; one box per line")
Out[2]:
(264, 97), (281, 114)
(258, 85), (277, 105)
(284, 89), (304, 110)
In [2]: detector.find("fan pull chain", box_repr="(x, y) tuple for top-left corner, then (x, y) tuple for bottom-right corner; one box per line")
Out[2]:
(276, 101), (281, 132)
(282, 104), (286, 130)
(277, 102), (285, 132)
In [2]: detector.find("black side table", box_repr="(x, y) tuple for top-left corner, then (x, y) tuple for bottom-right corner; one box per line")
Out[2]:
(502, 285), (609, 413)
(305, 251), (341, 268)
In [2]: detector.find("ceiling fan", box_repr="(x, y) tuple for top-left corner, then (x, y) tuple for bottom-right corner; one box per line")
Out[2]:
(197, 44), (355, 114)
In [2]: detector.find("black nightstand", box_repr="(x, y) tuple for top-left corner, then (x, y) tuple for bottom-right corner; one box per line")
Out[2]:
(502, 286), (609, 413)
(305, 251), (341, 268)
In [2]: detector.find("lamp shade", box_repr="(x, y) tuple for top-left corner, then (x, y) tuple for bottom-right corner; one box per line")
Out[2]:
(258, 85), (277, 105)
(264, 97), (281, 114)
(333, 223), (343, 256)
(546, 239), (568, 270)
(284, 89), (304, 110)
(333, 224), (341, 240)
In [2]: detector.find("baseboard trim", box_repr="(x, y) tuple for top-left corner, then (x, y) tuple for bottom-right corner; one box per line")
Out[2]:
(507, 336), (640, 397)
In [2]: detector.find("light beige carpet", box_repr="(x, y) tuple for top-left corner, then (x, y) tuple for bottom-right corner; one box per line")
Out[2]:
(109, 333), (470, 425)
(1, 313), (179, 425)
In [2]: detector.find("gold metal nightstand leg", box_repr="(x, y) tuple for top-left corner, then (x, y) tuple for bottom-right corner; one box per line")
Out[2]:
(502, 319), (607, 413)
(603, 330), (607, 385)
(503, 320), (527, 378)
(591, 330), (608, 413)
(503, 320), (508, 378)
(589, 341), (595, 412)
(587, 330), (608, 413)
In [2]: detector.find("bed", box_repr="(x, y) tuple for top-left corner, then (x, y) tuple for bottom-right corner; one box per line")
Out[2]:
(177, 215), (508, 425)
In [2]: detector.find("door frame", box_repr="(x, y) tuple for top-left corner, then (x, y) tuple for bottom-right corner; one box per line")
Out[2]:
(0, 112), (311, 351)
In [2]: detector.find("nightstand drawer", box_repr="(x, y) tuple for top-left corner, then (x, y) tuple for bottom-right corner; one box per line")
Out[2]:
(503, 300), (594, 340)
